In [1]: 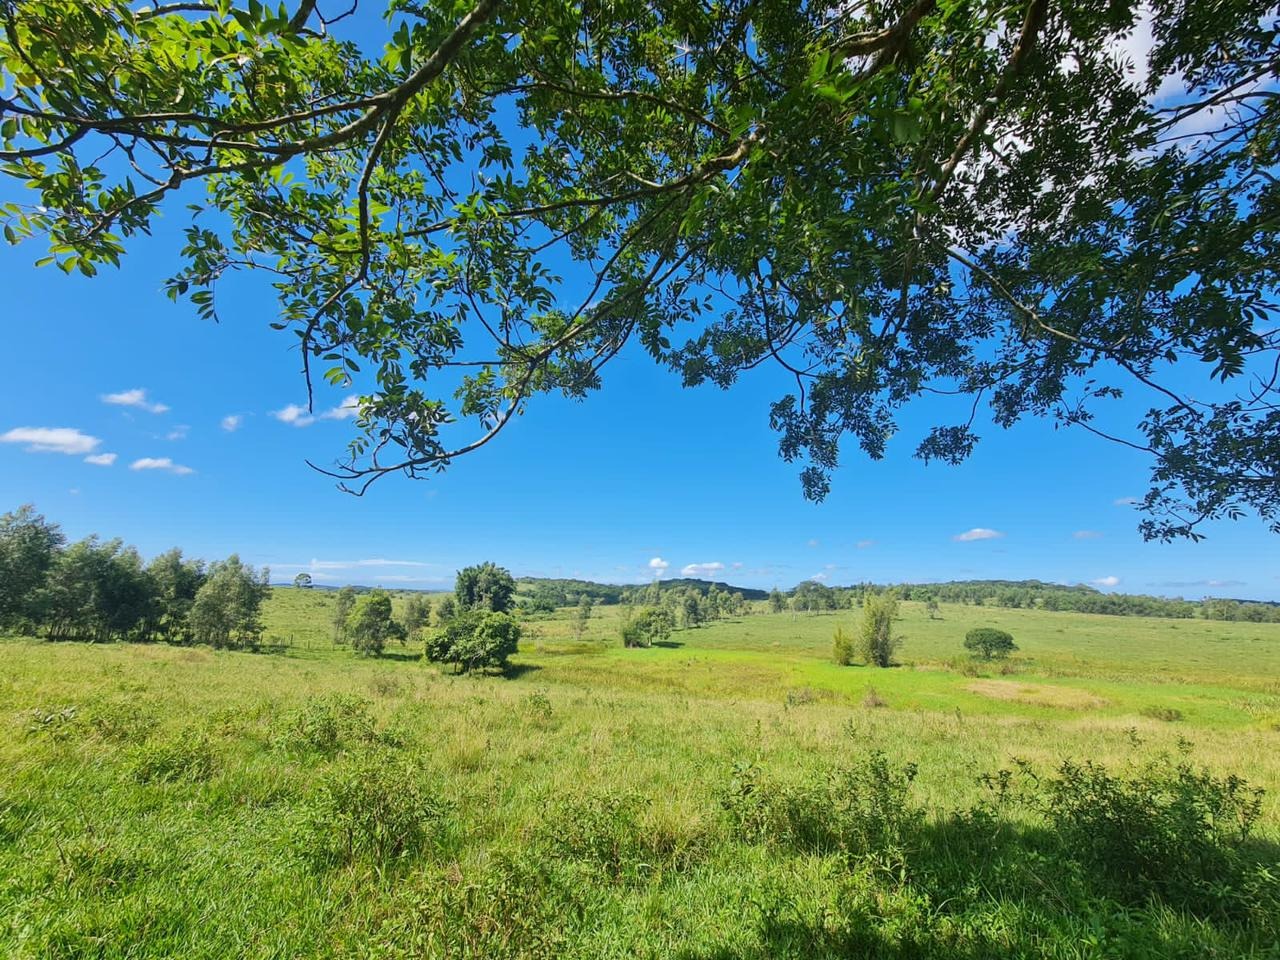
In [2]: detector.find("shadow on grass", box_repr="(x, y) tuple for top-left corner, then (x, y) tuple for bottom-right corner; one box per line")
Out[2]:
(652, 640), (685, 649)
(501, 663), (543, 680)
(379, 650), (423, 663)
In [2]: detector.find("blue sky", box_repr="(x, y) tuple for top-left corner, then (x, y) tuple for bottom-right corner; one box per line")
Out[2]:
(1, 205), (1277, 600)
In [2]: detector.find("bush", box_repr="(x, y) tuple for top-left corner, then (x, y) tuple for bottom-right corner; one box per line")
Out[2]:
(620, 606), (673, 648)
(832, 625), (855, 665)
(984, 756), (1269, 917)
(275, 693), (378, 755)
(720, 752), (921, 869)
(857, 594), (900, 667)
(425, 611), (520, 673)
(296, 750), (446, 866)
(963, 627), (1017, 660)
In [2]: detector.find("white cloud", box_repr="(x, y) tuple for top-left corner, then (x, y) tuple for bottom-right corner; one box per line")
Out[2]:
(648, 557), (670, 577)
(806, 538), (820, 548)
(165, 425), (189, 441)
(1091, 575), (1121, 588)
(102, 388), (169, 414)
(1114, 497), (1140, 506)
(272, 403), (314, 428)
(130, 457), (195, 476)
(84, 452), (117, 466)
(681, 562), (724, 578)
(810, 572), (829, 582)
(319, 395), (360, 420)
(1, 426), (101, 455)
(273, 396), (360, 428)
(1073, 530), (1103, 540)
(856, 539), (876, 549)
(953, 528), (1004, 542)
(273, 558), (438, 571)
(221, 415), (243, 432)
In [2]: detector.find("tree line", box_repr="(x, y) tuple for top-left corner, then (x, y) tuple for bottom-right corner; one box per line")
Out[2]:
(0, 505), (269, 647)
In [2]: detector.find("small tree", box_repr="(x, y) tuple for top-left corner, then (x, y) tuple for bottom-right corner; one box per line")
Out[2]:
(857, 593), (900, 668)
(768, 588), (785, 614)
(925, 598), (941, 620)
(434, 595), (457, 625)
(402, 594), (431, 642)
(425, 611), (520, 673)
(964, 627), (1018, 661)
(832, 624), (856, 665)
(332, 585), (357, 643)
(620, 607), (674, 648)
(572, 594), (593, 640)
(454, 562), (516, 613)
(347, 589), (402, 657)
(294, 572), (314, 589)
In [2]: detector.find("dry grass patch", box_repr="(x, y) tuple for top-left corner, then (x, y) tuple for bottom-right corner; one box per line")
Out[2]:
(967, 679), (1107, 710)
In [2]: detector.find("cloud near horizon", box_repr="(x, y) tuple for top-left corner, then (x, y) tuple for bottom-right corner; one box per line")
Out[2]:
(1091, 575), (1121, 587)
(130, 457), (195, 475)
(1, 426), (101, 455)
(648, 557), (670, 577)
(102, 388), (169, 414)
(953, 528), (1004, 542)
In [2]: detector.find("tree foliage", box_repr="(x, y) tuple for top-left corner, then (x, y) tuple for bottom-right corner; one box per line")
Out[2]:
(4, 0), (1278, 538)
(347, 588), (403, 656)
(189, 554), (271, 649)
(857, 593), (900, 667)
(620, 606), (674, 648)
(964, 627), (1018, 660)
(455, 562), (515, 613)
(0, 504), (64, 629)
(425, 609), (520, 672)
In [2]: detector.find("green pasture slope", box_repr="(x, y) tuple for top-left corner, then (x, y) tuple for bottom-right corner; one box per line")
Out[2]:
(2, 588), (1279, 958)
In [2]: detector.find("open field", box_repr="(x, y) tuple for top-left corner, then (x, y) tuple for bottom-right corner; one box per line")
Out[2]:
(3, 590), (1279, 958)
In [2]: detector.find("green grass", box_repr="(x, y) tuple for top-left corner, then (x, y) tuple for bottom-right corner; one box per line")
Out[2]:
(2, 590), (1279, 958)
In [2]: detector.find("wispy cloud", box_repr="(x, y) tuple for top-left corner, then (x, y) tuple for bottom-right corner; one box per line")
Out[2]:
(130, 457), (195, 476)
(648, 557), (670, 578)
(1114, 496), (1140, 506)
(809, 572), (829, 582)
(165, 425), (189, 441)
(1073, 530), (1103, 539)
(274, 558), (439, 571)
(1091, 575), (1120, 588)
(220, 415), (243, 432)
(954, 528), (1004, 542)
(681, 561), (724, 577)
(84, 452), (117, 466)
(102, 388), (169, 414)
(1, 426), (101, 455)
(806, 538), (820, 548)
(856, 539), (876, 549)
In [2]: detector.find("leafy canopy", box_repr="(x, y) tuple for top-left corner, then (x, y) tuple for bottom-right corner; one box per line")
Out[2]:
(3, 0), (1279, 538)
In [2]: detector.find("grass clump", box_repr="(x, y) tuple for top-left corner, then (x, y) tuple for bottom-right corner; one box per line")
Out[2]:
(130, 732), (216, 783)
(274, 692), (379, 756)
(1140, 704), (1185, 722)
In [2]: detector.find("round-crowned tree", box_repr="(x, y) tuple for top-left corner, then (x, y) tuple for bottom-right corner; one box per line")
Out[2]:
(425, 611), (520, 673)
(964, 627), (1018, 661)
(454, 563), (516, 614)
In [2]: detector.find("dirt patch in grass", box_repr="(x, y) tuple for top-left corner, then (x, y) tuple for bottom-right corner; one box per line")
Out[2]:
(967, 679), (1107, 710)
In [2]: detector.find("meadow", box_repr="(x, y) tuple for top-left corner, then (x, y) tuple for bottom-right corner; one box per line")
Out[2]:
(3, 588), (1279, 958)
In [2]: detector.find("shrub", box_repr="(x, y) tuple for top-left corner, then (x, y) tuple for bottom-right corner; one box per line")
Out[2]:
(296, 750), (446, 866)
(620, 606), (673, 648)
(832, 625), (855, 665)
(1139, 705), (1184, 722)
(347, 589), (405, 657)
(275, 693), (378, 755)
(720, 752), (921, 869)
(425, 611), (520, 673)
(964, 627), (1017, 660)
(861, 687), (887, 708)
(857, 593), (900, 667)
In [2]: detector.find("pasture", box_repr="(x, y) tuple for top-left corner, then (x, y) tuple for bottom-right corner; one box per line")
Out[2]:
(2, 589), (1279, 958)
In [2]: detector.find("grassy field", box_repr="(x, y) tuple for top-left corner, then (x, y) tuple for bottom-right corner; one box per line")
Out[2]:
(3, 589), (1279, 958)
